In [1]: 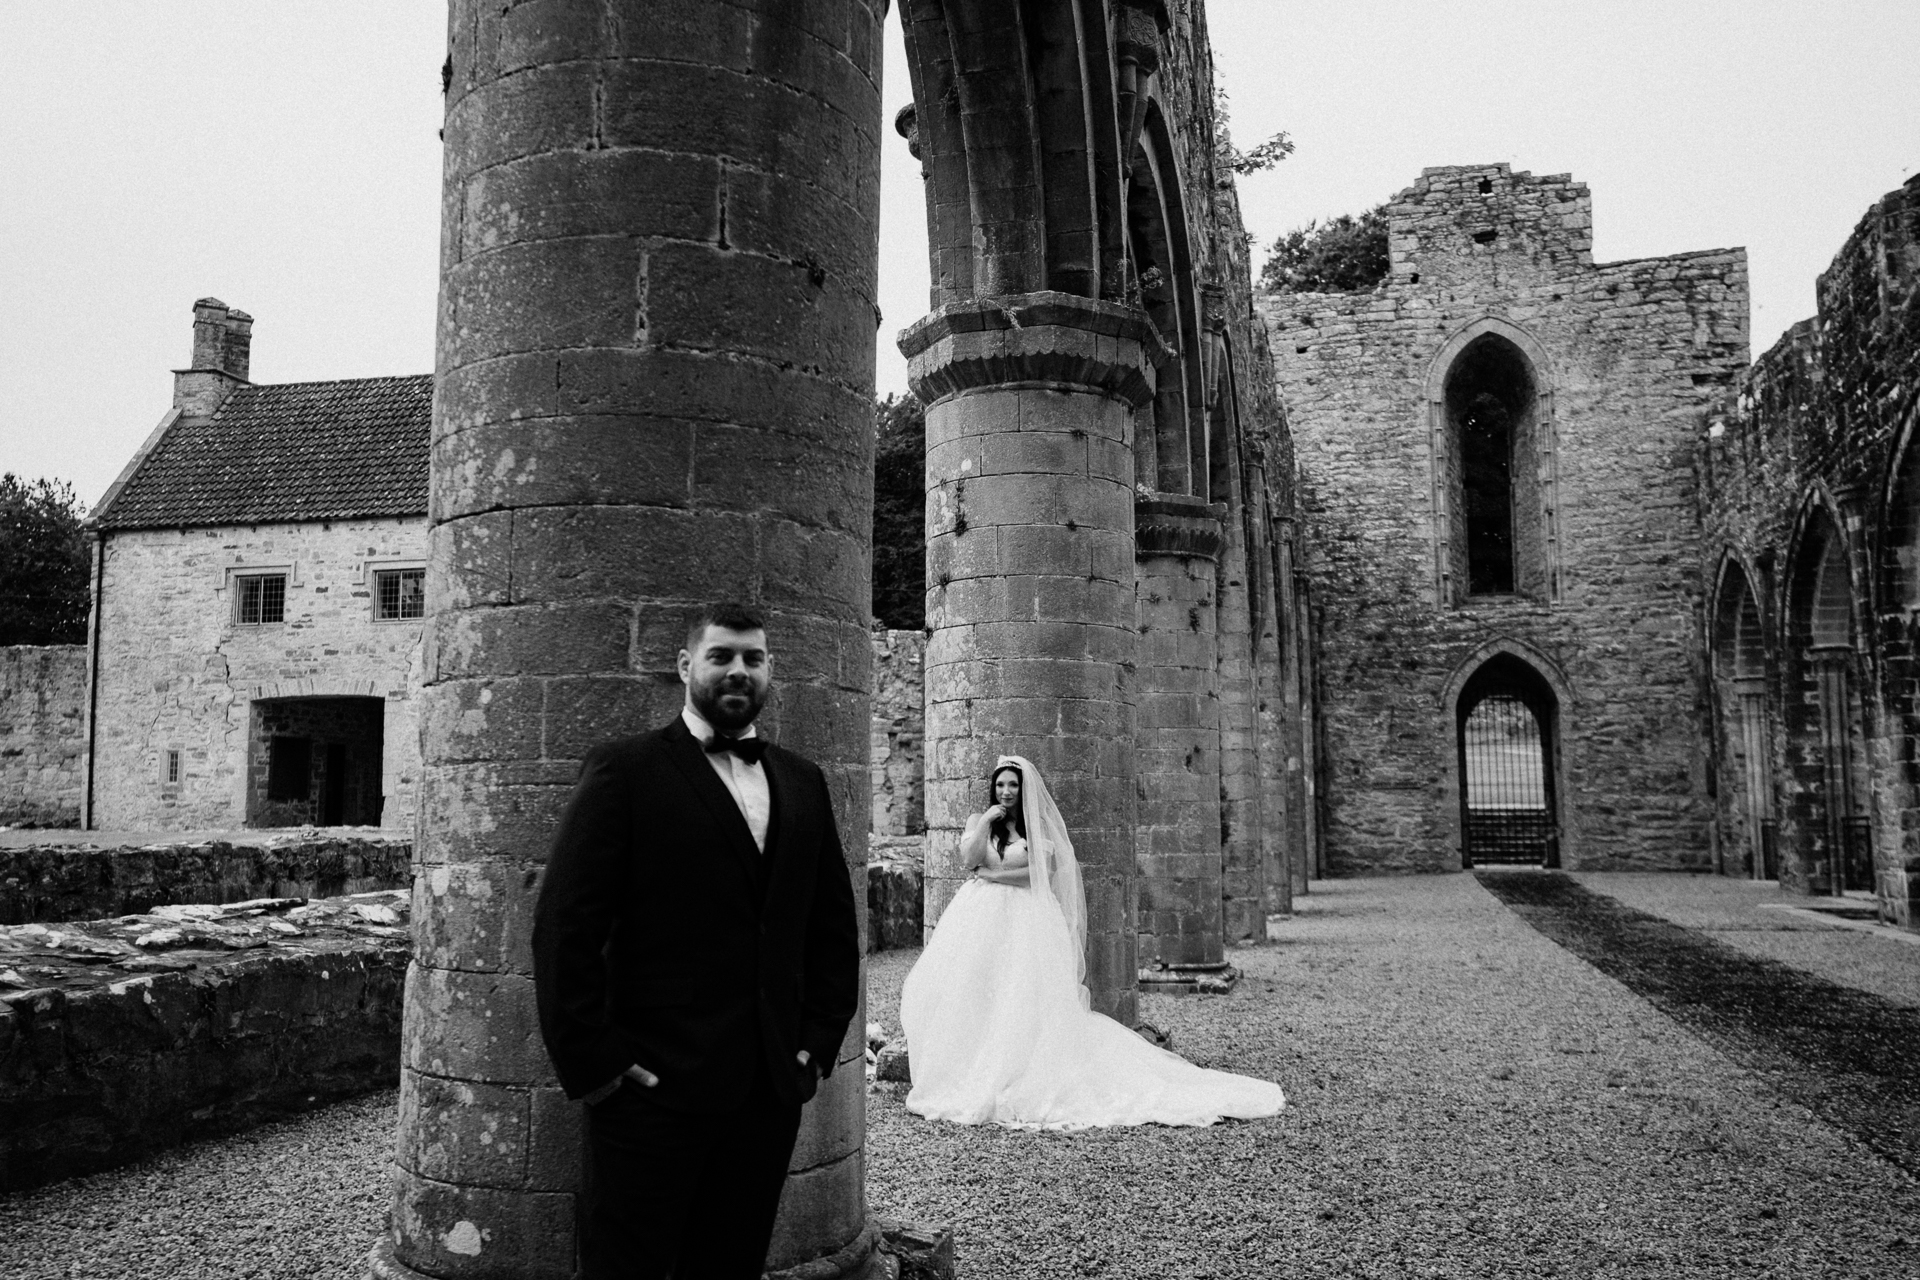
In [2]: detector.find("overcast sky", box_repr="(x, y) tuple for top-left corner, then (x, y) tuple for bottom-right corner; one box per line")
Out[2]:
(2, 2), (1914, 508)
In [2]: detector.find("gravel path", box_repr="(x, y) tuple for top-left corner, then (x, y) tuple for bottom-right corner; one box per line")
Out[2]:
(868, 874), (1920, 1278)
(0, 1090), (393, 1280)
(7, 873), (1919, 1279)
(1571, 871), (1920, 1011)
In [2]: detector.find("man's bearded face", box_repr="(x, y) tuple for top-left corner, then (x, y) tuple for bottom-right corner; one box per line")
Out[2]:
(680, 626), (771, 733)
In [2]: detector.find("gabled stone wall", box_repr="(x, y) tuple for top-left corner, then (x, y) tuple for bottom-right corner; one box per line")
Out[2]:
(0, 646), (85, 827)
(89, 518), (425, 831)
(1266, 164), (1748, 873)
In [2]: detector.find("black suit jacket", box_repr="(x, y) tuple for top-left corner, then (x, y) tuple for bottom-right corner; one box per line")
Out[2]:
(532, 717), (860, 1112)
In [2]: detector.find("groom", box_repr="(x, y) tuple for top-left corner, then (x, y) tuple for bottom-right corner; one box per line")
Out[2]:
(532, 602), (860, 1280)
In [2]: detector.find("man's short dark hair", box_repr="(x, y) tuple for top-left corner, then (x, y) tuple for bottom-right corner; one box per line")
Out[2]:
(685, 602), (767, 651)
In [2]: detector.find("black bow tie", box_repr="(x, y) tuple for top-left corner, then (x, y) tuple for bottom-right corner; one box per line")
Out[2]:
(705, 734), (767, 765)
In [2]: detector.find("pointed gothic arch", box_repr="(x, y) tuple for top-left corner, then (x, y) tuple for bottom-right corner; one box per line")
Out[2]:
(1424, 318), (1562, 606)
(1783, 496), (1872, 893)
(1710, 553), (1776, 878)
(1440, 639), (1573, 867)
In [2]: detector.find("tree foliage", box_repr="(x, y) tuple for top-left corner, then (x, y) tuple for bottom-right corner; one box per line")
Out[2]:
(872, 394), (926, 631)
(1212, 87), (1293, 179)
(0, 474), (90, 645)
(1259, 205), (1390, 294)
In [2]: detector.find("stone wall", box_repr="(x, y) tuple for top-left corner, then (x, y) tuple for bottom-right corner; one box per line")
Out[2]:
(0, 890), (408, 1192)
(1697, 175), (1920, 921)
(0, 832), (411, 926)
(90, 518), (425, 832)
(1266, 164), (1749, 874)
(870, 629), (926, 837)
(0, 646), (85, 827)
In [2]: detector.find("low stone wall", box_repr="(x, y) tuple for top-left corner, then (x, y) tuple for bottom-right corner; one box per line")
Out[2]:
(0, 890), (408, 1192)
(868, 834), (925, 953)
(0, 645), (86, 828)
(0, 831), (411, 926)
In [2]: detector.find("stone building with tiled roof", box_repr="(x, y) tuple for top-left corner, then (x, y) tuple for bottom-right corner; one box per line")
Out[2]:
(83, 299), (430, 831)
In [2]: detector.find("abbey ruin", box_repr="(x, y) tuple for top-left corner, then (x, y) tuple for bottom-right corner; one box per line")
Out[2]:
(1, 1), (1914, 1277)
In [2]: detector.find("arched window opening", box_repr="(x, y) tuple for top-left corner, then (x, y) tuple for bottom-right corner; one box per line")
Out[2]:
(1443, 334), (1543, 599)
(1456, 654), (1559, 867)
(1712, 562), (1775, 878)
(1127, 113), (1205, 501)
(1787, 518), (1871, 893)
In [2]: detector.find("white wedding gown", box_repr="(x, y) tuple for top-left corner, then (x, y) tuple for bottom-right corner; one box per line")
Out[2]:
(900, 835), (1286, 1129)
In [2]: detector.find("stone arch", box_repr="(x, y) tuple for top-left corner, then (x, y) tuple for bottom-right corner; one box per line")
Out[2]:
(1783, 494), (1872, 892)
(1438, 635), (1577, 712)
(1710, 552), (1776, 878)
(1442, 642), (1569, 868)
(1424, 317), (1562, 606)
(1130, 101), (1205, 496)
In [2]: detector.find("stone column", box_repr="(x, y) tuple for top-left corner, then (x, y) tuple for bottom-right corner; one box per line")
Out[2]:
(1133, 494), (1230, 982)
(904, 292), (1161, 1027)
(375, 3), (884, 1278)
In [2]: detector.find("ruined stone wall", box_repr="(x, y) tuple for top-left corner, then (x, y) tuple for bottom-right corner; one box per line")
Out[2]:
(1699, 175), (1920, 918)
(89, 519), (424, 832)
(0, 646), (85, 827)
(870, 629), (925, 837)
(1267, 164), (1748, 873)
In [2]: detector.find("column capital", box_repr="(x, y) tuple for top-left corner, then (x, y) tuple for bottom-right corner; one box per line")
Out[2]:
(899, 291), (1171, 409)
(1135, 492), (1226, 560)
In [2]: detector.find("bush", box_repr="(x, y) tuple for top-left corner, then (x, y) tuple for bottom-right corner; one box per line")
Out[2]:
(871, 394), (926, 631)
(1259, 206), (1390, 294)
(0, 474), (90, 645)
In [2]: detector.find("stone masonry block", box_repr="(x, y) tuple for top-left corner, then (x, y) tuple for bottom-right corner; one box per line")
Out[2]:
(414, 764), (578, 866)
(429, 602), (633, 682)
(644, 242), (877, 389)
(413, 857), (542, 975)
(389, 1166), (576, 1280)
(420, 678), (547, 768)
(442, 62), (594, 176)
(523, 1085), (585, 1194)
(442, 236), (645, 364)
(462, 149), (721, 257)
(554, 347), (864, 444)
(402, 964), (551, 1086)
(766, 1151), (867, 1273)
(397, 1068), (534, 1191)
(431, 417), (695, 519)
(508, 506), (760, 607)
(788, 1053), (865, 1170)
(691, 424), (871, 540)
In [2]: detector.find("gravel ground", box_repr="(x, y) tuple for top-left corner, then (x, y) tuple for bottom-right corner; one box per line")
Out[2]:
(0, 1090), (393, 1280)
(8, 873), (1919, 1279)
(1571, 872), (1920, 1011)
(868, 874), (1920, 1279)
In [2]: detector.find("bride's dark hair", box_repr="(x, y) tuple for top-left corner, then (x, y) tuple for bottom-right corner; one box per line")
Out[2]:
(987, 764), (1026, 849)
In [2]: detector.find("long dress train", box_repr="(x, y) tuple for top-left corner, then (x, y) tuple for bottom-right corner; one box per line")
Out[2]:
(900, 834), (1286, 1129)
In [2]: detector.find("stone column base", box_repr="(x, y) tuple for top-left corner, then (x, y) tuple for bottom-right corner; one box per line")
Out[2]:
(1137, 961), (1240, 995)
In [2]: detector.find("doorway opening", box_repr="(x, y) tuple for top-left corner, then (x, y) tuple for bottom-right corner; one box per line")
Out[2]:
(247, 696), (386, 827)
(1457, 655), (1559, 866)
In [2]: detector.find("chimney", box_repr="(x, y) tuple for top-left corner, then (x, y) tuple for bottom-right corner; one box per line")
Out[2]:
(173, 297), (253, 415)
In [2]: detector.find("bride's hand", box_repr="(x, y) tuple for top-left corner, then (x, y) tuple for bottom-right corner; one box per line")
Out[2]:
(982, 804), (1005, 822)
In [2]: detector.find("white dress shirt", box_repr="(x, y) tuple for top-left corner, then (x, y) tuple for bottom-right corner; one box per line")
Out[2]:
(682, 705), (770, 852)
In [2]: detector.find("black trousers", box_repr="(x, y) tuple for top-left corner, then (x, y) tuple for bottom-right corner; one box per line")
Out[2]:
(579, 1064), (804, 1280)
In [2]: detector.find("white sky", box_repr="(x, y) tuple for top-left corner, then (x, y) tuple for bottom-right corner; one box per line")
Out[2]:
(2, 2), (1914, 508)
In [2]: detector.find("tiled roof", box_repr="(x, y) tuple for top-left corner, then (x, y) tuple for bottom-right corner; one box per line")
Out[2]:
(94, 375), (432, 530)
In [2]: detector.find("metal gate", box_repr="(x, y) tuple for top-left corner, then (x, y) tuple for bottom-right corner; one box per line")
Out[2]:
(1462, 694), (1553, 865)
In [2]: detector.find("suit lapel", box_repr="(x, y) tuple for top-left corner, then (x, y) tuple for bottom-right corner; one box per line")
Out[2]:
(760, 748), (801, 898)
(663, 719), (763, 884)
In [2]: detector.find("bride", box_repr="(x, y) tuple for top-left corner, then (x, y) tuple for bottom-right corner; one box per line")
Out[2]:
(898, 755), (1285, 1128)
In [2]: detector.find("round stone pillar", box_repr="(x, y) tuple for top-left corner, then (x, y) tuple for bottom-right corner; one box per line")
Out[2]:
(375, 3), (884, 1278)
(1133, 494), (1228, 974)
(903, 292), (1162, 1026)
